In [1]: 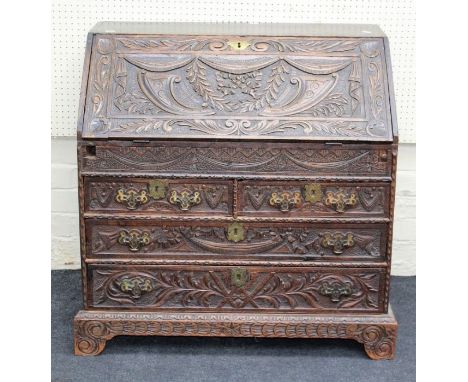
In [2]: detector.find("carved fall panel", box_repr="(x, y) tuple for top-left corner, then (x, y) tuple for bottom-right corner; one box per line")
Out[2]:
(87, 220), (386, 261)
(89, 265), (385, 313)
(81, 143), (391, 177)
(84, 177), (232, 215)
(82, 35), (392, 140)
(239, 181), (389, 218)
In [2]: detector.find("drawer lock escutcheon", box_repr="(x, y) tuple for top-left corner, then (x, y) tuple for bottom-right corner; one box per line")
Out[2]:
(304, 183), (322, 204)
(231, 268), (249, 288)
(269, 191), (302, 212)
(169, 190), (201, 211)
(115, 188), (149, 210)
(118, 230), (151, 252)
(148, 180), (167, 200)
(227, 222), (245, 243)
(320, 233), (355, 254)
(324, 190), (357, 213)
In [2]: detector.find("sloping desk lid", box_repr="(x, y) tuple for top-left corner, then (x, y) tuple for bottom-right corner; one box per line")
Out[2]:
(81, 23), (394, 141)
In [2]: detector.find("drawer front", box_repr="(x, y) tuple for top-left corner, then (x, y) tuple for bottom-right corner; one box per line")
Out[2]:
(84, 177), (233, 215)
(89, 265), (386, 313)
(87, 220), (387, 262)
(80, 142), (392, 178)
(238, 181), (389, 218)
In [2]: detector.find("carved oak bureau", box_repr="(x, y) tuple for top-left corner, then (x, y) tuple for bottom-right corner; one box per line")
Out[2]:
(74, 22), (399, 359)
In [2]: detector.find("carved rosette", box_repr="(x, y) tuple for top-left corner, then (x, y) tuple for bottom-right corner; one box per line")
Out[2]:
(74, 310), (397, 359)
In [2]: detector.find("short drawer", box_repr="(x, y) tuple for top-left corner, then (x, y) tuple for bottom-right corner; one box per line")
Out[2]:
(84, 177), (233, 216)
(88, 265), (386, 313)
(238, 181), (390, 218)
(87, 220), (387, 262)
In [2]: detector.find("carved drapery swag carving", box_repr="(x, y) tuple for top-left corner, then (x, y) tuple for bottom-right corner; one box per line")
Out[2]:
(83, 37), (391, 140)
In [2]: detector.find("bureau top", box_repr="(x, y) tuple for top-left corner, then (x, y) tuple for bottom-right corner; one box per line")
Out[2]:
(90, 22), (387, 38)
(79, 23), (397, 142)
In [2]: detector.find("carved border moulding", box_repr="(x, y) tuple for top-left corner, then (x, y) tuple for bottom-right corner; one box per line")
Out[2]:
(74, 306), (397, 359)
(82, 146), (391, 177)
(82, 36), (391, 141)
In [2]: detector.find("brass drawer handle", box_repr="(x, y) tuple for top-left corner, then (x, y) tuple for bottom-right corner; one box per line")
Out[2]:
(318, 281), (353, 302)
(321, 233), (355, 254)
(118, 230), (151, 252)
(115, 188), (149, 210)
(231, 268), (249, 288)
(169, 190), (201, 211)
(269, 191), (302, 212)
(324, 190), (357, 212)
(116, 276), (154, 299)
(227, 222), (245, 242)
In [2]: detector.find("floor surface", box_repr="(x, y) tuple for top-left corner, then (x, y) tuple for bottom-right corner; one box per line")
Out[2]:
(52, 271), (415, 382)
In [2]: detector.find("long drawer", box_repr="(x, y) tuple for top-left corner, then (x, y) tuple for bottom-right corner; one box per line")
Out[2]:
(238, 181), (390, 218)
(84, 177), (233, 215)
(88, 264), (386, 313)
(86, 220), (387, 262)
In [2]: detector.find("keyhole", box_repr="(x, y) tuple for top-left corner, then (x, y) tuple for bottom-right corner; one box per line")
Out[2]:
(234, 228), (238, 235)
(237, 42), (241, 48)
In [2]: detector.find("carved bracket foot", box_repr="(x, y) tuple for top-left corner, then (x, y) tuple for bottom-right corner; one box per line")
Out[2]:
(74, 319), (113, 356)
(73, 305), (397, 359)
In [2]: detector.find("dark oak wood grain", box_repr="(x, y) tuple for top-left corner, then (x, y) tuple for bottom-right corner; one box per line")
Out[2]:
(75, 22), (398, 359)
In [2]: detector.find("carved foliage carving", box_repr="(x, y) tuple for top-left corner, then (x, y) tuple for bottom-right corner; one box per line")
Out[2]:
(90, 224), (383, 259)
(92, 268), (383, 311)
(83, 37), (391, 140)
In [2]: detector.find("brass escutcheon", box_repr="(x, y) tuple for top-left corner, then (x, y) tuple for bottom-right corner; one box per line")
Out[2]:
(148, 179), (167, 200)
(228, 40), (251, 50)
(324, 190), (357, 213)
(169, 190), (202, 211)
(269, 191), (302, 212)
(227, 222), (245, 242)
(231, 268), (249, 288)
(115, 188), (149, 210)
(118, 230), (151, 252)
(303, 183), (322, 204)
(321, 232), (355, 254)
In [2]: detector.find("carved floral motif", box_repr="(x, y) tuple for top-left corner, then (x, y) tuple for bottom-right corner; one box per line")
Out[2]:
(93, 268), (382, 311)
(83, 37), (391, 140)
